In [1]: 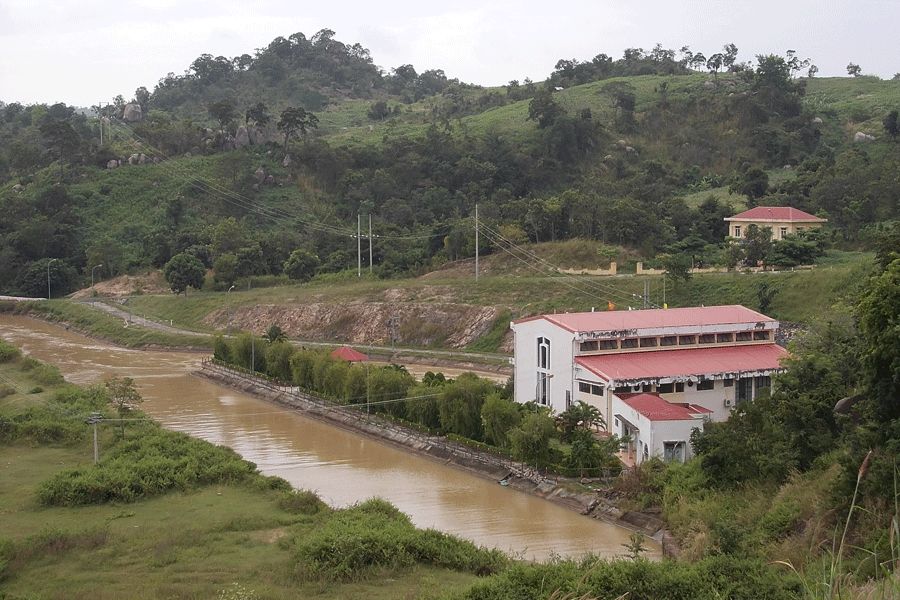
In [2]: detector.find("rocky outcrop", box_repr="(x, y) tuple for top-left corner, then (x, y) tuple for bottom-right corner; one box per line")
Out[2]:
(122, 103), (142, 122)
(233, 125), (250, 149)
(208, 301), (502, 349)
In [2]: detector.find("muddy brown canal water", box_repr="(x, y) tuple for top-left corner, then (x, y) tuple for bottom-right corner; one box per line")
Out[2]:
(0, 315), (658, 562)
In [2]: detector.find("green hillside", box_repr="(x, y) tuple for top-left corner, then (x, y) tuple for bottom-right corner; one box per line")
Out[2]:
(1, 33), (898, 299)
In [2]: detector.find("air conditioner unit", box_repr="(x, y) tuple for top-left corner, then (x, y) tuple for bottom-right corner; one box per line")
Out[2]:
(724, 398), (734, 407)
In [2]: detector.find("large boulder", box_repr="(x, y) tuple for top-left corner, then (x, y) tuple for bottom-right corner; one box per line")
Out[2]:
(248, 127), (267, 146)
(854, 131), (875, 142)
(122, 103), (142, 122)
(234, 126), (250, 149)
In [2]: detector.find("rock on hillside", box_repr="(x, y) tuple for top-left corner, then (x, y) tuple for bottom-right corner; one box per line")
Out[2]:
(206, 301), (506, 350)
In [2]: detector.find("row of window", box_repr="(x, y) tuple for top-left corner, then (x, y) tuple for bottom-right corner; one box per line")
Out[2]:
(733, 225), (804, 238)
(579, 330), (770, 353)
(578, 376), (771, 397)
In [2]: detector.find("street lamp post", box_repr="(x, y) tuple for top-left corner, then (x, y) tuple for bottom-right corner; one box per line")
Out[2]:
(226, 284), (235, 328)
(91, 264), (103, 305)
(47, 258), (56, 300)
(366, 341), (374, 415)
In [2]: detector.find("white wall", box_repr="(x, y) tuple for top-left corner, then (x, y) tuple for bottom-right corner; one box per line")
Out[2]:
(512, 318), (575, 414)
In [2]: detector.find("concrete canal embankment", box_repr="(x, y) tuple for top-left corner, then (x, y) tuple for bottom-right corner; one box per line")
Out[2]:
(195, 360), (679, 557)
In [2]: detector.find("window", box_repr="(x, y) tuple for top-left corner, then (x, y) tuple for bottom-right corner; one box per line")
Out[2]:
(614, 386), (631, 395)
(664, 441), (685, 463)
(600, 339), (618, 350)
(755, 376), (771, 392)
(580, 340), (598, 352)
(675, 382), (685, 392)
(578, 382), (604, 396)
(657, 382), (674, 393)
(736, 331), (752, 341)
(737, 377), (753, 402)
(660, 335), (677, 346)
(724, 378), (734, 387)
(717, 332), (734, 343)
(797, 226), (804, 233)
(699, 334), (715, 344)
(642, 383), (652, 392)
(538, 337), (550, 369)
(678, 335), (696, 346)
(537, 336), (550, 405)
(733, 225), (742, 237)
(753, 330), (770, 340)
(639, 337), (657, 348)
(621, 338), (639, 349)
(697, 379), (714, 391)
(537, 372), (549, 404)
(780, 227), (788, 239)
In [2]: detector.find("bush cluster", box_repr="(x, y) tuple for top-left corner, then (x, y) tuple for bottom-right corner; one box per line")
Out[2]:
(286, 498), (507, 582)
(35, 428), (263, 506)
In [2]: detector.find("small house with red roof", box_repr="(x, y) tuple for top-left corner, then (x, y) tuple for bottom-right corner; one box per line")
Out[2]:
(331, 346), (368, 362)
(511, 305), (788, 463)
(724, 206), (826, 241)
(613, 394), (711, 464)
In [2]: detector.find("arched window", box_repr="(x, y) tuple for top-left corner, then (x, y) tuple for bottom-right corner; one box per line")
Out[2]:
(536, 337), (550, 404)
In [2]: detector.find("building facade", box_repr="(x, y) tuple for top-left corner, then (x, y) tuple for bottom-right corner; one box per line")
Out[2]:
(724, 206), (826, 241)
(511, 305), (789, 464)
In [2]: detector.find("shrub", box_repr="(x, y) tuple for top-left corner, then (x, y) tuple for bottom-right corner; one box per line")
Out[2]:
(0, 341), (21, 363)
(35, 428), (265, 506)
(288, 498), (507, 582)
(278, 489), (329, 515)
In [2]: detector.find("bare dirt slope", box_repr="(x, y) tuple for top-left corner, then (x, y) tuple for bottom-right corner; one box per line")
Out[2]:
(73, 269), (514, 352)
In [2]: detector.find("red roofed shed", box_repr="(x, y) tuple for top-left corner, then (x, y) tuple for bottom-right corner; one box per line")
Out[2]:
(332, 346), (368, 362)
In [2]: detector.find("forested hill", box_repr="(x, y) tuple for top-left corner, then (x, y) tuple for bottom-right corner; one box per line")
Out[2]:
(0, 31), (899, 297)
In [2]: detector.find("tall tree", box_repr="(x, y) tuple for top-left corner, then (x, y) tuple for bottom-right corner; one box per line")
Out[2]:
(39, 120), (81, 179)
(527, 89), (564, 129)
(208, 99), (237, 149)
(104, 375), (143, 437)
(163, 252), (206, 295)
(277, 107), (319, 153)
(245, 102), (270, 128)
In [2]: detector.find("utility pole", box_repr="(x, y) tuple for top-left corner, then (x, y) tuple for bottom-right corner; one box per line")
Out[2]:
(357, 214), (361, 277)
(475, 203), (479, 283)
(369, 214), (373, 274)
(87, 413), (102, 463)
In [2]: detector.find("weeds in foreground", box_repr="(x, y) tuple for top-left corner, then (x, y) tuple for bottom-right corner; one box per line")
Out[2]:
(772, 450), (900, 599)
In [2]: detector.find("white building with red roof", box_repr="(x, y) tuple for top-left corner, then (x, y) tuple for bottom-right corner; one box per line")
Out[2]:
(724, 206), (826, 241)
(613, 394), (711, 464)
(510, 305), (789, 464)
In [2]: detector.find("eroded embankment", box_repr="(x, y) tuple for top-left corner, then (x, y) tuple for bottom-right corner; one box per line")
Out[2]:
(194, 362), (679, 557)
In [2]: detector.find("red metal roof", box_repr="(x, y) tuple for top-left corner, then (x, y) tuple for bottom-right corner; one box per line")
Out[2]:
(331, 346), (368, 362)
(576, 343), (788, 382)
(726, 206), (826, 222)
(619, 394), (711, 422)
(516, 305), (775, 334)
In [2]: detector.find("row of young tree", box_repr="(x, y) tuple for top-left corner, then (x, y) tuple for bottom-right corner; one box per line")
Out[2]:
(212, 330), (625, 478)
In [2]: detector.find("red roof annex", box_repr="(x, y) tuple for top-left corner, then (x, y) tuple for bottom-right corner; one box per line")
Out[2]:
(619, 393), (712, 422)
(727, 206), (825, 222)
(515, 305), (775, 334)
(576, 344), (788, 382)
(331, 346), (368, 362)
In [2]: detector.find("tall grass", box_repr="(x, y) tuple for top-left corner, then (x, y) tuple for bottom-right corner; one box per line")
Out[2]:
(772, 451), (900, 600)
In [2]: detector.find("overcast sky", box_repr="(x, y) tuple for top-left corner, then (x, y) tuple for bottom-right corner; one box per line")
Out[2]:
(0, 0), (896, 108)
